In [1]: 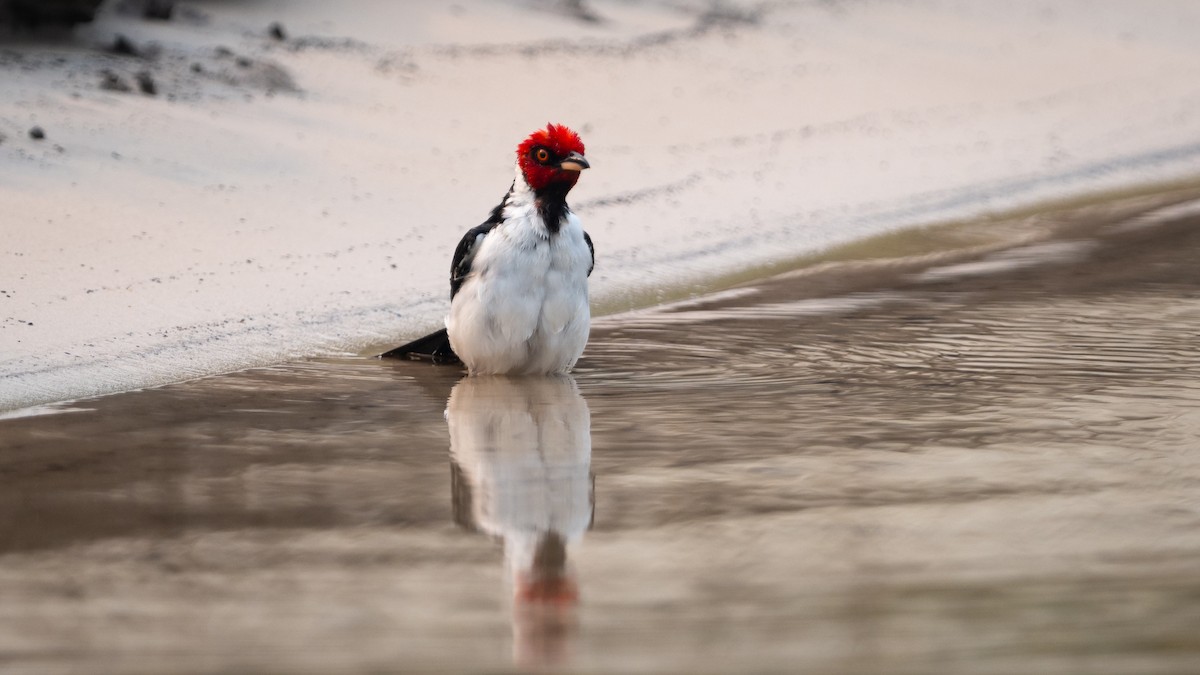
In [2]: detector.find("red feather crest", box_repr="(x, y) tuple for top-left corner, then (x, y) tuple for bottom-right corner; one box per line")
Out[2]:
(517, 123), (587, 191)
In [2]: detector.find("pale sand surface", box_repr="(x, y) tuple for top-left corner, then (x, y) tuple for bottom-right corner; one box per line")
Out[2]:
(4, 0), (1200, 409)
(1, 191), (1198, 673)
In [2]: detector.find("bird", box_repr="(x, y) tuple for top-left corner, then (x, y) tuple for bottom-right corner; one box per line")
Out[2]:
(381, 124), (594, 375)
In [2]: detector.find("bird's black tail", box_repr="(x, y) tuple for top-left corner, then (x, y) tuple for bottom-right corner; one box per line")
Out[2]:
(378, 327), (461, 364)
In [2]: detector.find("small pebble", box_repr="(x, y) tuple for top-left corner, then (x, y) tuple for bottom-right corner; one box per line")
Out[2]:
(100, 70), (132, 92)
(111, 35), (140, 57)
(136, 71), (157, 95)
(29, 126), (45, 140)
(269, 22), (287, 41)
(143, 0), (174, 20)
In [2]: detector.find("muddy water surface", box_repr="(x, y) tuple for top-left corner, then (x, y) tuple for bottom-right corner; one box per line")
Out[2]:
(2, 197), (1200, 674)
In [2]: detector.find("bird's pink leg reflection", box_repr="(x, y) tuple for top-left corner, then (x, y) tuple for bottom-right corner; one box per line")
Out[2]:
(446, 375), (593, 668)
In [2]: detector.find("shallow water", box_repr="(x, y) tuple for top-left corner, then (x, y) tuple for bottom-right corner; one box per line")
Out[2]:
(2, 200), (1200, 673)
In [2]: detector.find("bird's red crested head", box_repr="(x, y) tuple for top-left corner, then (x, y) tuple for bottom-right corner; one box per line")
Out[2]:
(517, 123), (589, 192)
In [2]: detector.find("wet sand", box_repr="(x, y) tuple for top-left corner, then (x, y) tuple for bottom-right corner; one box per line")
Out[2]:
(2, 191), (1200, 673)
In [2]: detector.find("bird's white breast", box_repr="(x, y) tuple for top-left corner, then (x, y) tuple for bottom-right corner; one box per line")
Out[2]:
(447, 197), (591, 375)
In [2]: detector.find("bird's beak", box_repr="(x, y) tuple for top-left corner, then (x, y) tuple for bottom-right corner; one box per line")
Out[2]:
(558, 151), (590, 172)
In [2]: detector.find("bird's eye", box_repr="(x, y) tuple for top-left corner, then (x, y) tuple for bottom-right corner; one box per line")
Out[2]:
(534, 148), (551, 163)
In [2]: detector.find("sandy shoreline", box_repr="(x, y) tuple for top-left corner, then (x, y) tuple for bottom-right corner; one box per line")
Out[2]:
(2, 188), (1199, 673)
(5, 0), (1200, 410)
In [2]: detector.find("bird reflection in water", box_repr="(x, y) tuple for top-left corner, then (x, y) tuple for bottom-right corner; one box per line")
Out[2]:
(445, 375), (594, 668)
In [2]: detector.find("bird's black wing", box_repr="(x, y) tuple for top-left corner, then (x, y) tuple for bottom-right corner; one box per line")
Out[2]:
(450, 221), (499, 299)
(451, 184), (511, 299)
(583, 231), (594, 277)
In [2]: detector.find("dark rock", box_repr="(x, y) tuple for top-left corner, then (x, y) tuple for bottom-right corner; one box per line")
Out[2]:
(561, 0), (602, 23)
(109, 0), (173, 20)
(29, 126), (45, 140)
(268, 22), (286, 41)
(1, 0), (104, 28)
(136, 70), (156, 95)
(100, 70), (132, 92)
(110, 35), (140, 57)
(143, 0), (174, 20)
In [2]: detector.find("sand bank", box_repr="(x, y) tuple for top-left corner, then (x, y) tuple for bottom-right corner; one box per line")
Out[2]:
(3, 0), (1200, 410)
